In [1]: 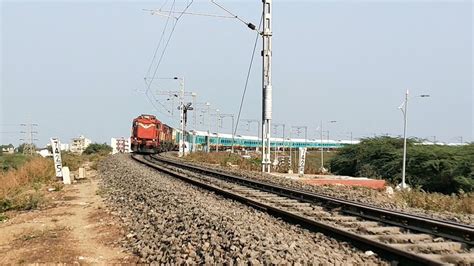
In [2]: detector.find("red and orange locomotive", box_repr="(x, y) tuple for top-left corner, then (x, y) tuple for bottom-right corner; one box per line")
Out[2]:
(130, 114), (175, 153)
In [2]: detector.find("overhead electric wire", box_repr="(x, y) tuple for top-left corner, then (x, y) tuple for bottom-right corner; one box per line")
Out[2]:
(143, 0), (177, 117)
(211, 0), (255, 29)
(230, 12), (263, 151)
(145, 0), (175, 80)
(143, 0), (194, 119)
(159, 0), (169, 10)
(145, 0), (194, 92)
(145, 9), (235, 19)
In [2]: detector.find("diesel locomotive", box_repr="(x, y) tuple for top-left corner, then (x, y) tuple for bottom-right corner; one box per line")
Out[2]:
(130, 114), (176, 153)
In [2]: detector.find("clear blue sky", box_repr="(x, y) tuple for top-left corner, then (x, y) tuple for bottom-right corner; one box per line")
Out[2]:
(1, 0), (472, 146)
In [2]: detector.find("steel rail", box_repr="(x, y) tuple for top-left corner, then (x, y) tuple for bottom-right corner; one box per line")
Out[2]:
(132, 154), (446, 265)
(150, 154), (474, 246)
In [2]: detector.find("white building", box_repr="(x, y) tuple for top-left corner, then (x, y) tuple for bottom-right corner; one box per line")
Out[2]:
(111, 137), (131, 154)
(1, 144), (14, 154)
(70, 135), (91, 154)
(60, 143), (70, 151)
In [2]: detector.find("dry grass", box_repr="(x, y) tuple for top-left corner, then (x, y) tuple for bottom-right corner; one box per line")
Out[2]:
(0, 156), (55, 199)
(0, 156), (55, 212)
(395, 189), (474, 214)
(185, 151), (337, 174)
(185, 152), (262, 171)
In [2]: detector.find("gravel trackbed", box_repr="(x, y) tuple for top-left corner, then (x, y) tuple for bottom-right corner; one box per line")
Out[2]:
(99, 154), (387, 264)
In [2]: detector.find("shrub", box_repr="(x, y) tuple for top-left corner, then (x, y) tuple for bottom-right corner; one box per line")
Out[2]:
(0, 154), (30, 172)
(83, 143), (112, 155)
(329, 137), (474, 194)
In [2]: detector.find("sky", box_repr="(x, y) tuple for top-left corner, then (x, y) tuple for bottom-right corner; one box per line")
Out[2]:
(1, 0), (472, 147)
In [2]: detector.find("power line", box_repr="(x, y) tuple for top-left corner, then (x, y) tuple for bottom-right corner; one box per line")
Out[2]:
(144, 0), (194, 117)
(210, 0), (257, 31)
(230, 13), (263, 152)
(145, 0), (175, 79)
(145, 9), (235, 19)
(145, 0), (194, 94)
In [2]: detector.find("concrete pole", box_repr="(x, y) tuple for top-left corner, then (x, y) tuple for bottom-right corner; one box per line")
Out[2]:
(261, 0), (273, 173)
(207, 103), (211, 153)
(192, 93), (197, 129)
(401, 89), (409, 189)
(177, 77), (185, 157)
(289, 129), (292, 173)
(231, 115), (235, 153)
(216, 109), (220, 152)
(282, 124), (285, 155)
(320, 120), (324, 171)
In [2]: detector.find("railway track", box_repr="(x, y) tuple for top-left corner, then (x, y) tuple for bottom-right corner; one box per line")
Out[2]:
(132, 154), (474, 265)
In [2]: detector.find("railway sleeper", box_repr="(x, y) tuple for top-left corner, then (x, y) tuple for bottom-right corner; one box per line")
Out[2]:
(323, 216), (360, 222)
(365, 233), (433, 244)
(390, 241), (467, 253)
(290, 206), (314, 212)
(340, 221), (381, 228)
(308, 211), (333, 218)
(360, 226), (403, 234)
(419, 253), (474, 265)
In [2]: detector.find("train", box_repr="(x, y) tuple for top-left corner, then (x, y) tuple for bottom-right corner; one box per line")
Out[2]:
(130, 114), (176, 153)
(130, 114), (355, 154)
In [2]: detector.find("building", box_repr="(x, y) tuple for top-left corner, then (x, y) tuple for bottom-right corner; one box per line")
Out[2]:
(1, 144), (14, 154)
(111, 137), (131, 154)
(60, 143), (70, 151)
(70, 135), (91, 154)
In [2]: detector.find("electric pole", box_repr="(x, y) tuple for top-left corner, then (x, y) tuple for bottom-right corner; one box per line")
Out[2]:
(261, 0), (273, 173)
(219, 114), (235, 153)
(174, 76), (186, 157)
(20, 122), (38, 155)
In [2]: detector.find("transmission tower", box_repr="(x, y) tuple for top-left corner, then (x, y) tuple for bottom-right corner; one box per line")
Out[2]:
(20, 123), (38, 155)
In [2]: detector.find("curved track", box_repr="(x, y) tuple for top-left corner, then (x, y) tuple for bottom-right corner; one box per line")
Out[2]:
(132, 154), (474, 265)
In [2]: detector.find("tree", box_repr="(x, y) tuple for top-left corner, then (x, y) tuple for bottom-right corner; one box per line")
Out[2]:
(83, 143), (112, 155)
(15, 143), (36, 154)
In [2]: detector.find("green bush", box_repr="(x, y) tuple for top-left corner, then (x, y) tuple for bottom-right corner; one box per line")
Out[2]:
(0, 154), (29, 172)
(83, 143), (112, 155)
(329, 137), (474, 194)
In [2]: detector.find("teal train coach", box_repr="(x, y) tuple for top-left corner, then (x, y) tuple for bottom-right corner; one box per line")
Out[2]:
(179, 130), (357, 151)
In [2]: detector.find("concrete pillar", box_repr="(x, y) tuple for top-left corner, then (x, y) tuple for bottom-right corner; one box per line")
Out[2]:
(62, 167), (72, 184)
(79, 167), (86, 179)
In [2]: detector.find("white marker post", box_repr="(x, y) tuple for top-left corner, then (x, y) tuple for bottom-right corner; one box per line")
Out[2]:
(50, 138), (63, 179)
(298, 147), (307, 177)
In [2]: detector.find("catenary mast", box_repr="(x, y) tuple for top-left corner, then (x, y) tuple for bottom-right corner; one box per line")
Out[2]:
(261, 0), (273, 173)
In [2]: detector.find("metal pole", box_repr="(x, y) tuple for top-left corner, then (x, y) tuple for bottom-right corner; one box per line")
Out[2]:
(320, 120), (324, 171)
(192, 93), (197, 129)
(177, 77), (185, 157)
(282, 124), (285, 155)
(305, 127), (307, 145)
(231, 115), (235, 153)
(261, 0), (273, 173)
(207, 104), (211, 153)
(256, 120), (263, 143)
(289, 129), (292, 173)
(401, 90), (408, 189)
(216, 110), (220, 152)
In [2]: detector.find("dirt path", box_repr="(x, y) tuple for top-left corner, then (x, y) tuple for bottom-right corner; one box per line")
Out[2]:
(0, 174), (134, 263)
